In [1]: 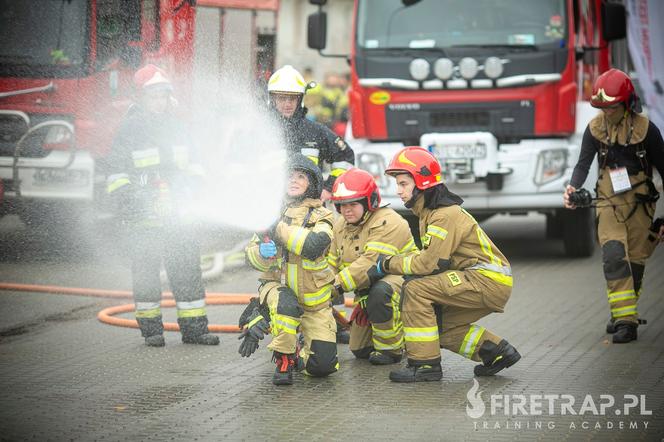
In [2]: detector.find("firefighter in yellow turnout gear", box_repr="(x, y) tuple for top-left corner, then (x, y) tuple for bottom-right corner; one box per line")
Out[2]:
(241, 154), (339, 385)
(328, 169), (417, 365)
(565, 69), (664, 343)
(374, 147), (520, 382)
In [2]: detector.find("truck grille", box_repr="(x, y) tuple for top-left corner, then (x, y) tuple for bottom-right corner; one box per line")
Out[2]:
(430, 110), (491, 128)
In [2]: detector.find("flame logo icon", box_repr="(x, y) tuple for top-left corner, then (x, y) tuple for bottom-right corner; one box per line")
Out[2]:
(466, 378), (485, 419)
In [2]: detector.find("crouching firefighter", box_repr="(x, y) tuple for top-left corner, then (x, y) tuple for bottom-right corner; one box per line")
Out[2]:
(328, 168), (417, 365)
(372, 147), (520, 382)
(106, 64), (219, 347)
(241, 154), (339, 385)
(564, 69), (664, 343)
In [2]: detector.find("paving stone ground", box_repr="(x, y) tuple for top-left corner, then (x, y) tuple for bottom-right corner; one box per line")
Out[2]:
(1, 213), (663, 441)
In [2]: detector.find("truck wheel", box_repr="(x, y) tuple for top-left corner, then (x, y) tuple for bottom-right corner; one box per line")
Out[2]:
(561, 207), (596, 257)
(546, 211), (564, 239)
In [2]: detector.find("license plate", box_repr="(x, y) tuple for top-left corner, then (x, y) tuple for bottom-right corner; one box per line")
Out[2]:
(433, 144), (487, 160)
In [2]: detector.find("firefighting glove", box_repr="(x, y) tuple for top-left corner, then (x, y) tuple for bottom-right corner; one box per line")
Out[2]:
(238, 299), (271, 358)
(350, 301), (369, 327)
(259, 241), (278, 258)
(367, 255), (388, 286)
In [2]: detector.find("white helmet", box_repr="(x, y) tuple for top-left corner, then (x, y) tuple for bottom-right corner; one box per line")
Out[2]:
(267, 65), (307, 95)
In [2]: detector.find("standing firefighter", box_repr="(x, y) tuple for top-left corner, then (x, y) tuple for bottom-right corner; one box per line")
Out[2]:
(241, 154), (339, 385)
(106, 64), (219, 347)
(267, 65), (355, 201)
(373, 147), (520, 382)
(328, 168), (417, 364)
(564, 69), (664, 343)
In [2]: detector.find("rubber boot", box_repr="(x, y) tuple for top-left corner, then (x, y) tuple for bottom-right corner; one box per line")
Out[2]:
(273, 352), (296, 385)
(474, 339), (521, 376)
(145, 335), (165, 347)
(182, 333), (220, 345)
(368, 350), (402, 365)
(389, 362), (442, 383)
(612, 322), (637, 343)
(608, 318), (645, 335)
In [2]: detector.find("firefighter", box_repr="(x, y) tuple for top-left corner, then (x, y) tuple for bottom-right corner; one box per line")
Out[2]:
(106, 64), (219, 347)
(240, 154), (339, 385)
(268, 64), (355, 344)
(564, 69), (664, 343)
(328, 168), (417, 365)
(372, 147), (520, 382)
(267, 65), (355, 202)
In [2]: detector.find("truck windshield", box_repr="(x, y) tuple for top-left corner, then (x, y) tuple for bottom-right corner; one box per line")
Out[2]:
(0, 0), (88, 77)
(357, 0), (566, 50)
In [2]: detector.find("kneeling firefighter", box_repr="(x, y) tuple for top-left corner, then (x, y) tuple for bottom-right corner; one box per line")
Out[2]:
(241, 154), (339, 385)
(328, 168), (417, 365)
(106, 64), (219, 347)
(564, 68), (664, 343)
(373, 147), (521, 382)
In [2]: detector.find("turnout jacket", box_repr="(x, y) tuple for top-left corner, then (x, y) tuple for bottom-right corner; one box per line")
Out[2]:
(328, 207), (417, 293)
(246, 198), (336, 311)
(384, 194), (513, 288)
(277, 109), (355, 191)
(105, 106), (204, 224)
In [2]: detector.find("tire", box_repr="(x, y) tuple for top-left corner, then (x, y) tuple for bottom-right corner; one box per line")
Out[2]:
(546, 210), (564, 239)
(561, 207), (596, 257)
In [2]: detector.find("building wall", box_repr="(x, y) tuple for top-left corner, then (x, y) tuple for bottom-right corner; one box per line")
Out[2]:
(275, 0), (354, 82)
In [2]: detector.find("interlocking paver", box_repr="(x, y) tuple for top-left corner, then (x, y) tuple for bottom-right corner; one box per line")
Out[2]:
(1, 214), (663, 440)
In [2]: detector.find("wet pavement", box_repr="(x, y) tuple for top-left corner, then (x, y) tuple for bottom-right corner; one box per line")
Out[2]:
(1, 213), (663, 441)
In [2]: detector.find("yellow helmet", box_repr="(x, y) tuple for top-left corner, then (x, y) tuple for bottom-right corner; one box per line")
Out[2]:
(267, 65), (307, 95)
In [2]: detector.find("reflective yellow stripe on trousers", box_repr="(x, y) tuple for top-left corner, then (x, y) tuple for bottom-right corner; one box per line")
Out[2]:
(459, 324), (485, 359)
(404, 326), (439, 342)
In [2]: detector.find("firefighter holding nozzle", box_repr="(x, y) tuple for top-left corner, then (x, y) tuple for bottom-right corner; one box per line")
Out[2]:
(106, 65), (219, 347)
(563, 69), (664, 344)
(241, 155), (339, 386)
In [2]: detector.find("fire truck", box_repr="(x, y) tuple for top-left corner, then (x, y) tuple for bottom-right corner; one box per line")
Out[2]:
(307, 0), (630, 257)
(0, 0), (277, 231)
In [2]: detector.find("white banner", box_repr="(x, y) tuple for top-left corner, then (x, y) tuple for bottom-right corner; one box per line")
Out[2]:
(627, 0), (664, 130)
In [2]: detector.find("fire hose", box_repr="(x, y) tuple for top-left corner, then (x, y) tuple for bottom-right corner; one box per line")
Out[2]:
(0, 282), (353, 333)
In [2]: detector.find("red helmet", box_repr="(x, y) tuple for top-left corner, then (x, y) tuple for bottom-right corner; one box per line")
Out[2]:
(385, 146), (443, 190)
(134, 64), (173, 93)
(331, 168), (381, 212)
(590, 69), (639, 111)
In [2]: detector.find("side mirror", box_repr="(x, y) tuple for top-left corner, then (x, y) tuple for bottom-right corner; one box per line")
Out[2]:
(307, 11), (327, 50)
(601, 2), (626, 41)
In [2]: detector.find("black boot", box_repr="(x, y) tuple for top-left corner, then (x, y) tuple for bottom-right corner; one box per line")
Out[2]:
(273, 352), (296, 385)
(369, 350), (402, 365)
(179, 316), (219, 345)
(474, 340), (521, 377)
(606, 317), (616, 334)
(389, 362), (442, 383)
(145, 335), (165, 347)
(612, 322), (637, 343)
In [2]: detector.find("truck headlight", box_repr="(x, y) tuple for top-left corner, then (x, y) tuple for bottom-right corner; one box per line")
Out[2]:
(357, 153), (388, 188)
(409, 58), (430, 81)
(534, 149), (567, 185)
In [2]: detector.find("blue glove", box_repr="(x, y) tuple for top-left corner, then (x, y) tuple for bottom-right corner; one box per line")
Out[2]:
(259, 241), (277, 258)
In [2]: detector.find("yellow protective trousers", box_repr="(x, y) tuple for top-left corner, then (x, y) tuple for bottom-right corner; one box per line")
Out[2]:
(596, 170), (657, 325)
(259, 282), (338, 376)
(400, 269), (510, 364)
(348, 275), (404, 358)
